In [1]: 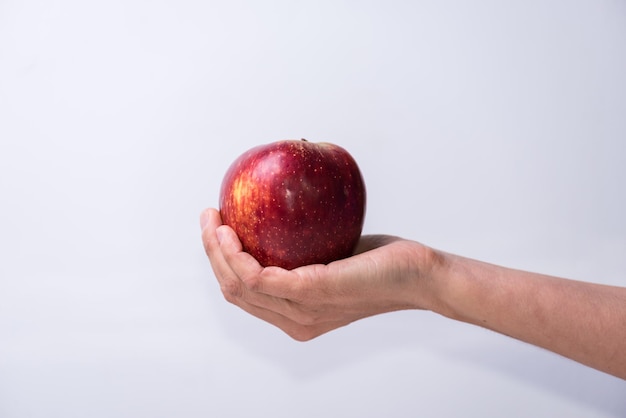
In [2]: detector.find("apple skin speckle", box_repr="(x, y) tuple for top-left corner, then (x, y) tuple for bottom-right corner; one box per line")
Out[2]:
(219, 139), (366, 270)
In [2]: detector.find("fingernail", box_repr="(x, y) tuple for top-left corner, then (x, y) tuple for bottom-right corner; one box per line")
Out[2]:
(216, 226), (225, 244)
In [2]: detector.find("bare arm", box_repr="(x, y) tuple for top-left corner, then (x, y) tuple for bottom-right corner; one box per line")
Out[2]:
(431, 253), (626, 379)
(200, 208), (626, 379)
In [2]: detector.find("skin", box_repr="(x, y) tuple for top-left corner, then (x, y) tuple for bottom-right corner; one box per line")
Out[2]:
(200, 207), (626, 380)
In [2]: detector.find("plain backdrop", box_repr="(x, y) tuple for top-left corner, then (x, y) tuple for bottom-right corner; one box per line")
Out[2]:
(1, 1), (625, 417)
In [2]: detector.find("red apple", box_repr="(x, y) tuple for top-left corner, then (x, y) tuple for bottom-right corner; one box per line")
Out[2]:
(219, 139), (366, 270)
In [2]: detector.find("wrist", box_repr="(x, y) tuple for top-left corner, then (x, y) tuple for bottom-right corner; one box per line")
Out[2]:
(399, 241), (456, 314)
(417, 248), (472, 320)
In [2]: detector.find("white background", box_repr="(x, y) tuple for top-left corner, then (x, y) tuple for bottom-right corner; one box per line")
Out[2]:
(1, 0), (625, 417)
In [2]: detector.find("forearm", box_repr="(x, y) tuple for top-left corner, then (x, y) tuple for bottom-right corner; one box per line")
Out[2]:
(427, 250), (626, 379)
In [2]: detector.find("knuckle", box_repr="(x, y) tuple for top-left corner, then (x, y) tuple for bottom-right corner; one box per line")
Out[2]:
(241, 273), (262, 292)
(220, 280), (243, 303)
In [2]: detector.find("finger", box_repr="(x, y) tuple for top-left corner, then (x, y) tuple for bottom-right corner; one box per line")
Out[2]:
(214, 224), (298, 297)
(207, 215), (361, 335)
(232, 297), (350, 341)
(200, 209), (235, 286)
(215, 226), (330, 321)
(249, 236), (400, 301)
(201, 209), (344, 337)
(255, 264), (323, 301)
(200, 208), (228, 276)
(199, 208), (249, 303)
(200, 208), (222, 257)
(216, 224), (265, 283)
(214, 224), (293, 307)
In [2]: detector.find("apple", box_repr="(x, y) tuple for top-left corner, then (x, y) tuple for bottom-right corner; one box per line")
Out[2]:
(219, 139), (366, 270)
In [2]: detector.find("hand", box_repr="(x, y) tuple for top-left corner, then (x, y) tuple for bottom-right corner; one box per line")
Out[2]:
(200, 208), (438, 341)
(200, 208), (626, 378)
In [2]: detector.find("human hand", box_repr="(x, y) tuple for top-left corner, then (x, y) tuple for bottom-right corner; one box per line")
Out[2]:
(201, 207), (626, 377)
(200, 208), (439, 341)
